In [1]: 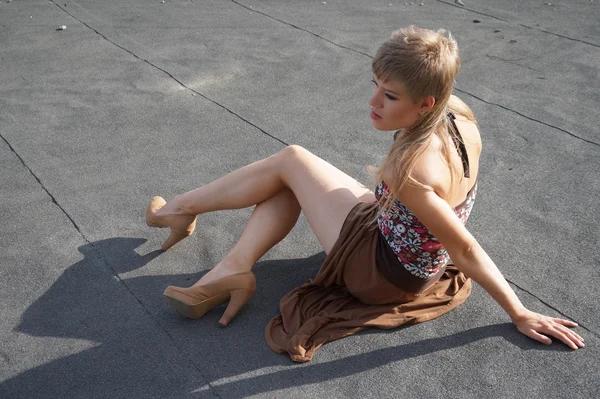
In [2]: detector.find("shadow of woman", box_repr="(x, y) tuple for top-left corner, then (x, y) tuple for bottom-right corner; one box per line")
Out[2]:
(3, 237), (214, 399)
(206, 321), (572, 397)
(2, 237), (568, 399)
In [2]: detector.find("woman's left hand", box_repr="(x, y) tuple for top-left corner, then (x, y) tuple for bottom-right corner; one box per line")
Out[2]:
(512, 309), (585, 350)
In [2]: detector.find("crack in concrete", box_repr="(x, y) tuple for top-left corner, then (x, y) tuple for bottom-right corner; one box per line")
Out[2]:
(454, 87), (600, 147)
(230, 0), (599, 149)
(230, 0), (373, 58)
(485, 54), (542, 73)
(517, 24), (600, 49)
(507, 278), (599, 339)
(0, 128), (223, 398)
(229, 0), (598, 338)
(50, 1), (288, 149)
(42, 0), (598, 353)
(435, 0), (600, 49)
(0, 132), (85, 238)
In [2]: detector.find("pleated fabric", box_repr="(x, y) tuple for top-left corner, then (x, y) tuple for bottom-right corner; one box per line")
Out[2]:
(265, 201), (472, 362)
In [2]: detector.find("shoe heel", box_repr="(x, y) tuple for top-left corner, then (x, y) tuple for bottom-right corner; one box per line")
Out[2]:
(161, 230), (192, 251)
(146, 196), (197, 250)
(218, 288), (254, 327)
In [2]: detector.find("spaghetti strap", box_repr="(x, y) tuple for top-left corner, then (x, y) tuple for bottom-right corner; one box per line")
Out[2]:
(447, 111), (470, 178)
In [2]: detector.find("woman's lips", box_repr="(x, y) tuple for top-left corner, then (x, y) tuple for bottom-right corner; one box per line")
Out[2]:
(370, 110), (382, 120)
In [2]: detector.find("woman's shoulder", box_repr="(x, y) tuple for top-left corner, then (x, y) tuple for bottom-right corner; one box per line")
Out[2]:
(453, 114), (481, 145)
(410, 126), (481, 203)
(405, 142), (447, 194)
(448, 97), (482, 149)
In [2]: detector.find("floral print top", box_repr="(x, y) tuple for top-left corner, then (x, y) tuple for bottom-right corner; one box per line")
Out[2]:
(375, 180), (478, 279)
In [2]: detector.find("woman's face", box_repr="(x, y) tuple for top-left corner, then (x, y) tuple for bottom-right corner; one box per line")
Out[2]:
(368, 75), (425, 131)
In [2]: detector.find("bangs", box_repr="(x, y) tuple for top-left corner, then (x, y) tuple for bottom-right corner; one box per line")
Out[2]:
(371, 45), (413, 84)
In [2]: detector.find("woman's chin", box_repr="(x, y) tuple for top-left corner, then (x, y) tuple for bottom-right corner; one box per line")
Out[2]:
(370, 120), (396, 132)
(370, 119), (385, 130)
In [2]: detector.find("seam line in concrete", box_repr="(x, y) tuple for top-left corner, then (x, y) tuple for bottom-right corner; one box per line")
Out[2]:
(230, 0), (373, 58)
(0, 130), (223, 398)
(517, 24), (599, 49)
(436, 0), (510, 22)
(507, 278), (598, 338)
(436, 0), (600, 49)
(49, 1), (289, 148)
(230, 0), (600, 149)
(43, 0), (598, 345)
(0, 133), (84, 236)
(227, 0), (600, 335)
(484, 54), (542, 73)
(454, 88), (600, 147)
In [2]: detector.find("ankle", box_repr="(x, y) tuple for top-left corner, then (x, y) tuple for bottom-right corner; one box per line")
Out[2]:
(160, 195), (194, 217)
(219, 255), (253, 274)
(178, 193), (211, 217)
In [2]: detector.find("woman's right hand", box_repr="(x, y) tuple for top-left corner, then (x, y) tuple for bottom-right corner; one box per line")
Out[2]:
(512, 309), (585, 350)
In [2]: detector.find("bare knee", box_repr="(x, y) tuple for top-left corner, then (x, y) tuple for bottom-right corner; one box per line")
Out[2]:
(275, 145), (311, 178)
(278, 144), (308, 160)
(267, 145), (313, 194)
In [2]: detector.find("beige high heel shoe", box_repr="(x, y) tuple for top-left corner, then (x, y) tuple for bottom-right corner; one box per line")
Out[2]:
(163, 272), (256, 327)
(146, 196), (197, 250)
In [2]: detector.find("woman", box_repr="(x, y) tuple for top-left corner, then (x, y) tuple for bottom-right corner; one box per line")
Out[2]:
(146, 26), (584, 362)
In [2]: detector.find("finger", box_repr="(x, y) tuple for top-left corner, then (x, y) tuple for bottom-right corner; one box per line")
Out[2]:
(547, 327), (578, 350)
(555, 324), (585, 347)
(553, 318), (578, 327)
(528, 329), (552, 345)
(560, 326), (584, 345)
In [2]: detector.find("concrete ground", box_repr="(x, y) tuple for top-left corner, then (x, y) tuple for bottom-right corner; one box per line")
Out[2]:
(1, 0), (598, 398)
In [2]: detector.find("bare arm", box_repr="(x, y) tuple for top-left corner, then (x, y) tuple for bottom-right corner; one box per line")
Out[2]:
(451, 241), (584, 350)
(397, 179), (585, 350)
(451, 241), (525, 320)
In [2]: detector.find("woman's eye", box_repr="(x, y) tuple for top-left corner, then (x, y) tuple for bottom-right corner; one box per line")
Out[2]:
(373, 79), (396, 100)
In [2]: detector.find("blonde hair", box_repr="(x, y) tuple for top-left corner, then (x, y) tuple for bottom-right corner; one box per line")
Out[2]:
(364, 25), (477, 227)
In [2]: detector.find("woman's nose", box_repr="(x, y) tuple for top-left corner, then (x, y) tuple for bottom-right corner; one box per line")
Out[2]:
(368, 91), (381, 109)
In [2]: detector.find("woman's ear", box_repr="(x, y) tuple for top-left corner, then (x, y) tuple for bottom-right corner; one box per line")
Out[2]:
(419, 96), (436, 113)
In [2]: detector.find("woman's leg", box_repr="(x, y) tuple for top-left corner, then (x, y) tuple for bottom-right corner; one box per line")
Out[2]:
(155, 144), (375, 255)
(192, 187), (301, 286)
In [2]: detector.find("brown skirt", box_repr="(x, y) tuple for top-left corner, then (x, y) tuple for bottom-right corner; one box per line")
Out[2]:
(264, 201), (472, 362)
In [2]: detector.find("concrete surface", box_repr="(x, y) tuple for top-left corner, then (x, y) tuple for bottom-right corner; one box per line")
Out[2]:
(0, 0), (598, 398)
